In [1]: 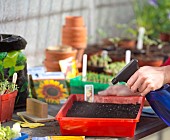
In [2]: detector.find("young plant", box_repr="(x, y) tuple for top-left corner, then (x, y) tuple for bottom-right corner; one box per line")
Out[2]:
(104, 61), (126, 76)
(96, 28), (108, 39)
(108, 37), (121, 47)
(86, 72), (112, 84)
(143, 35), (158, 55)
(88, 51), (112, 67)
(0, 123), (21, 139)
(0, 65), (18, 95)
(116, 22), (137, 40)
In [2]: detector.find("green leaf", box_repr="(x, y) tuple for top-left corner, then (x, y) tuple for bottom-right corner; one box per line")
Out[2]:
(20, 81), (28, 92)
(0, 65), (4, 80)
(3, 51), (19, 68)
(14, 65), (25, 71)
(8, 67), (15, 77)
(0, 52), (7, 61)
(16, 52), (27, 66)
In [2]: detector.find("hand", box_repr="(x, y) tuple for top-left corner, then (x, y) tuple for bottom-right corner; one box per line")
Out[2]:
(127, 66), (165, 96)
(98, 85), (139, 96)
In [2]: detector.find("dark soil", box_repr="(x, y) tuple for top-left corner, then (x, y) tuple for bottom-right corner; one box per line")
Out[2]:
(66, 101), (140, 119)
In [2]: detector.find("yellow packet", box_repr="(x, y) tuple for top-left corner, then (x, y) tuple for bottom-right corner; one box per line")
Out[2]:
(50, 136), (85, 140)
(59, 57), (79, 79)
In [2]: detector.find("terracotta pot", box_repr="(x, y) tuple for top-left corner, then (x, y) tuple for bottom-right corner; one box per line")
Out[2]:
(62, 32), (87, 38)
(62, 35), (87, 42)
(102, 38), (115, 46)
(62, 26), (87, 33)
(76, 49), (85, 66)
(44, 59), (61, 72)
(110, 55), (125, 62)
(138, 59), (163, 67)
(137, 55), (163, 67)
(45, 49), (77, 61)
(0, 90), (18, 123)
(62, 16), (87, 51)
(87, 66), (104, 73)
(160, 33), (170, 42)
(62, 40), (87, 46)
(108, 48), (126, 62)
(62, 41), (87, 49)
(65, 16), (84, 27)
(118, 39), (136, 49)
(62, 26), (87, 42)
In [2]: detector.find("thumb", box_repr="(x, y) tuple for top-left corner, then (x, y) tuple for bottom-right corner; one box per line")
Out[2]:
(98, 90), (108, 96)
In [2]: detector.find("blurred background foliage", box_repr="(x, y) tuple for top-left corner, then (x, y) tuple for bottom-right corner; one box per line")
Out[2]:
(133, 0), (170, 38)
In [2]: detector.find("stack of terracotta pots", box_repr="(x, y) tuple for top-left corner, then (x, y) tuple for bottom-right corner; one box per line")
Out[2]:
(61, 16), (87, 69)
(44, 46), (77, 72)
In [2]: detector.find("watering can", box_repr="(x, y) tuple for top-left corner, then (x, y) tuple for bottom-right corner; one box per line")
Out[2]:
(112, 59), (170, 126)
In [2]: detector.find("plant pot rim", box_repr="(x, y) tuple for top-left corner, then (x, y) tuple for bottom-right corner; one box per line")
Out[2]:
(45, 48), (77, 54)
(63, 25), (87, 30)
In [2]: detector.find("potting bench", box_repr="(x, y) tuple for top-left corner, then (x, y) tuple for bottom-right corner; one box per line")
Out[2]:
(2, 104), (168, 140)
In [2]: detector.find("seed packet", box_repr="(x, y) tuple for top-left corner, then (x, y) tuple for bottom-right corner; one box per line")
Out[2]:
(59, 57), (79, 79)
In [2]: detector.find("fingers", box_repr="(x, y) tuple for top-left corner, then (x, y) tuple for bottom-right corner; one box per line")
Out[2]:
(140, 84), (155, 96)
(138, 79), (153, 93)
(98, 85), (133, 96)
(127, 72), (138, 89)
(98, 90), (110, 96)
(129, 76), (145, 93)
(98, 86), (117, 96)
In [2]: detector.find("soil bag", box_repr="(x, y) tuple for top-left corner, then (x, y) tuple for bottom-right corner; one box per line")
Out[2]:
(0, 34), (29, 107)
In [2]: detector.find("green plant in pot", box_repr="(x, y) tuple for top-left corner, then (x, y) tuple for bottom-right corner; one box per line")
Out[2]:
(104, 61), (126, 76)
(0, 79), (17, 95)
(0, 122), (23, 139)
(0, 34), (28, 107)
(108, 37), (121, 48)
(143, 35), (158, 55)
(116, 22), (137, 39)
(115, 22), (137, 49)
(96, 28), (117, 51)
(0, 60), (18, 95)
(88, 51), (112, 73)
(96, 28), (108, 41)
(0, 51), (27, 105)
(135, 35), (164, 67)
(86, 72), (112, 84)
(0, 70), (18, 122)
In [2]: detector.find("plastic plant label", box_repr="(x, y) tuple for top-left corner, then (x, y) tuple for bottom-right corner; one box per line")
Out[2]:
(84, 85), (94, 102)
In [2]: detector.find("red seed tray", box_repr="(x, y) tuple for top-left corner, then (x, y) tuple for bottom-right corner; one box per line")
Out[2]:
(56, 94), (145, 137)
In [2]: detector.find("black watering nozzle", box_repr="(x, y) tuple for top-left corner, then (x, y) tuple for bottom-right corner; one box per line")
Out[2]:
(112, 59), (139, 85)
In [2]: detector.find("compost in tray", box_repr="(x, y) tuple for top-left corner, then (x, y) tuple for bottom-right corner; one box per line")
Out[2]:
(66, 101), (141, 118)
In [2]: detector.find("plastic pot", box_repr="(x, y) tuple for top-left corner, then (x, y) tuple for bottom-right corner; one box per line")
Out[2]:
(0, 90), (18, 123)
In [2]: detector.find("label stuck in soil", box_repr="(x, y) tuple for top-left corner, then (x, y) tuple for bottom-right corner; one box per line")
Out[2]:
(84, 85), (94, 102)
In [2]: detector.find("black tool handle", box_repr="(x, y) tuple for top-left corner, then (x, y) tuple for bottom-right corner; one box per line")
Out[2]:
(112, 59), (139, 84)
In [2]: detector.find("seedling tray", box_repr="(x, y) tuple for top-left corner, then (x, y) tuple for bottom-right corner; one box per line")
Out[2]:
(70, 76), (110, 94)
(56, 94), (145, 137)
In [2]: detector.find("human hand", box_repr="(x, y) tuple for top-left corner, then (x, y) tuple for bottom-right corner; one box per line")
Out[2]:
(127, 66), (165, 96)
(98, 85), (139, 96)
